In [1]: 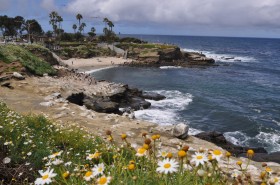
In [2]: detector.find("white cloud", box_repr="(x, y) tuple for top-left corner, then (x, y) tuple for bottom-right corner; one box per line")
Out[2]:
(40, 0), (57, 11)
(65, 0), (280, 28)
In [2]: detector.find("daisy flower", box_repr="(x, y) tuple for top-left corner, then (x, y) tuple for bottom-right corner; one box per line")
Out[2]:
(157, 151), (168, 158)
(92, 163), (105, 177)
(231, 169), (241, 178)
(52, 159), (63, 165)
(96, 176), (112, 185)
(156, 158), (179, 174)
(191, 152), (208, 167)
(86, 152), (101, 160)
(84, 170), (94, 181)
(48, 151), (62, 159)
(2, 157), (11, 164)
(211, 150), (223, 161)
(34, 168), (57, 185)
(136, 147), (147, 157)
(270, 177), (280, 185)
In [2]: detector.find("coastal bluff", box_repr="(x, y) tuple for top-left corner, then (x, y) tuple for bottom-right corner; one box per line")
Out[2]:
(116, 43), (215, 67)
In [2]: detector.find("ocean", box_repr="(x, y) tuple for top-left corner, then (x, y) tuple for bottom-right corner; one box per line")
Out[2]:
(92, 35), (280, 153)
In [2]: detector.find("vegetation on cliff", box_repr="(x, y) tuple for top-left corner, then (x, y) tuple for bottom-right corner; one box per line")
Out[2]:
(0, 44), (56, 76)
(56, 43), (116, 60)
(0, 102), (278, 184)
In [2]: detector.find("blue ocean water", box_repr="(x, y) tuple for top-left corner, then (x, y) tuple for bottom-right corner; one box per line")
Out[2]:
(92, 35), (280, 153)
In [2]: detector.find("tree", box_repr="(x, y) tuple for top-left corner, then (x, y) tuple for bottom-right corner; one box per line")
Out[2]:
(0, 15), (17, 37)
(107, 21), (114, 32)
(79, 22), (86, 34)
(56, 15), (63, 36)
(72, 24), (77, 33)
(45, 30), (53, 38)
(88, 27), (96, 39)
(14, 16), (24, 37)
(22, 19), (43, 43)
(49, 11), (58, 37)
(76, 13), (83, 30)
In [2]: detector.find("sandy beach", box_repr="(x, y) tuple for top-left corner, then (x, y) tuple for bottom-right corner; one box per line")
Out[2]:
(61, 57), (133, 72)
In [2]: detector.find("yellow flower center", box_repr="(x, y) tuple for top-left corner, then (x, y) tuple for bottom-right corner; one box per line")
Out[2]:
(85, 171), (92, 177)
(274, 177), (279, 182)
(138, 148), (146, 154)
(63, 172), (69, 179)
(98, 177), (107, 184)
(265, 167), (272, 172)
(53, 152), (59, 156)
(178, 150), (186, 158)
(167, 153), (173, 158)
(128, 164), (135, 170)
(196, 155), (203, 160)
(98, 167), (103, 172)
(213, 150), (221, 155)
(143, 144), (149, 150)
(42, 174), (49, 180)
(164, 163), (171, 169)
(161, 152), (167, 157)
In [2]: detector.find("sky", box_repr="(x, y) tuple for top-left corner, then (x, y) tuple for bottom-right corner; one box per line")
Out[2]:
(1, 0), (280, 38)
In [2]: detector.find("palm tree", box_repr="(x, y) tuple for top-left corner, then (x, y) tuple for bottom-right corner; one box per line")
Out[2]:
(49, 11), (58, 36)
(76, 14), (83, 28)
(57, 15), (63, 36)
(103, 17), (109, 28)
(107, 21), (114, 32)
(103, 27), (109, 36)
(91, 27), (96, 33)
(79, 22), (86, 34)
(72, 24), (77, 33)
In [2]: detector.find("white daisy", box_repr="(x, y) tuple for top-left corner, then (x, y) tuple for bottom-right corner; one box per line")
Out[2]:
(156, 158), (179, 174)
(136, 148), (147, 157)
(92, 163), (105, 177)
(34, 168), (57, 185)
(96, 176), (112, 185)
(211, 150), (223, 161)
(3, 157), (11, 164)
(64, 161), (72, 166)
(52, 159), (63, 165)
(48, 151), (62, 159)
(86, 152), (101, 160)
(157, 151), (168, 158)
(84, 170), (94, 181)
(191, 152), (208, 167)
(270, 177), (280, 185)
(231, 169), (241, 178)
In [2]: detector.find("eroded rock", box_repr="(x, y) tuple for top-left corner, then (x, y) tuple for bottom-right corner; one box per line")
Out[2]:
(172, 123), (189, 139)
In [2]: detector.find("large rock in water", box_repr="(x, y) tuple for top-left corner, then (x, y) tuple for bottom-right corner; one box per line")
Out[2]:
(195, 131), (267, 156)
(141, 92), (166, 101)
(129, 97), (151, 110)
(172, 123), (189, 139)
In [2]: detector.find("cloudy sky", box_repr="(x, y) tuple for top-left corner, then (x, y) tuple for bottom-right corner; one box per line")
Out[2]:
(1, 0), (280, 38)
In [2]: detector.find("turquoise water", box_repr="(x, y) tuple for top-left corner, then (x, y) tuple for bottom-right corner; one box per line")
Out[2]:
(92, 35), (280, 153)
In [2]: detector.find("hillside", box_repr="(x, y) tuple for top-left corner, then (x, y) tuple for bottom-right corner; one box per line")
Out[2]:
(0, 44), (57, 76)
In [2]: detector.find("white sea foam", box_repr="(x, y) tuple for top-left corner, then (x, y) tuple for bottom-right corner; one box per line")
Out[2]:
(272, 119), (280, 126)
(160, 66), (182, 69)
(224, 130), (280, 153)
(182, 48), (256, 63)
(135, 90), (193, 125)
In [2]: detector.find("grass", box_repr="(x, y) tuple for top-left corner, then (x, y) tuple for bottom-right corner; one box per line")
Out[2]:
(0, 44), (56, 76)
(0, 102), (278, 185)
